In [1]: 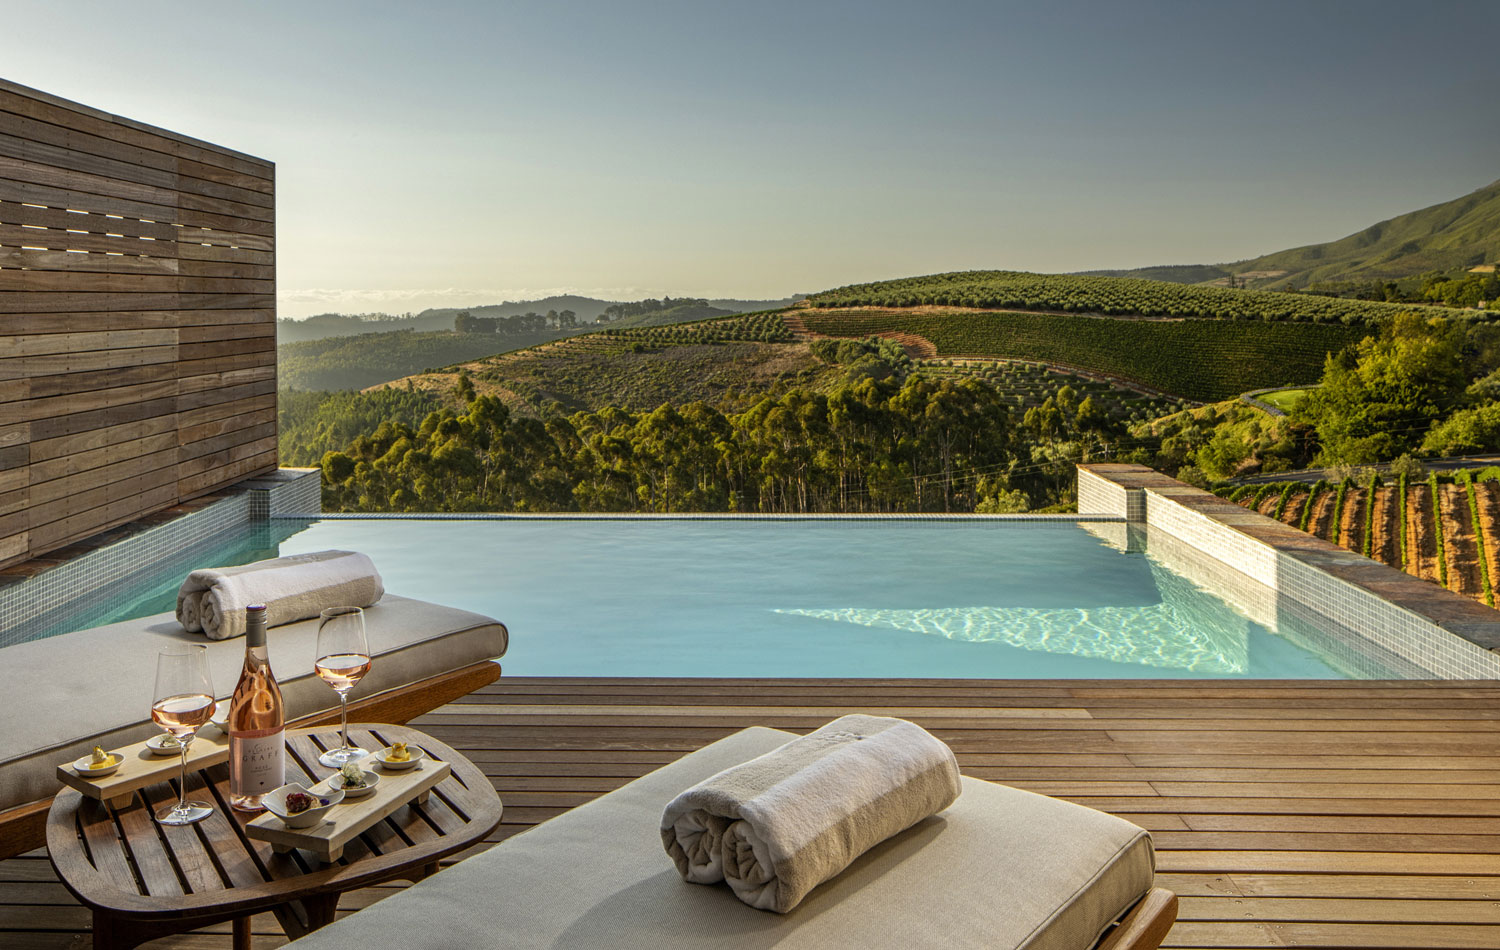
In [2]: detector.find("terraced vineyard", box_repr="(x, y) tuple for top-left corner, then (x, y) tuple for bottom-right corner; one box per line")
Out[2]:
(1229, 470), (1500, 607)
(799, 308), (1368, 401)
(908, 358), (1182, 420)
(807, 270), (1449, 324)
(370, 309), (1178, 421)
(596, 311), (796, 345)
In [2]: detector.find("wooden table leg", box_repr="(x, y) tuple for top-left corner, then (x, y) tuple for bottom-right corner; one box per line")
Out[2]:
(92, 911), (165, 950)
(233, 915), (253, 950)
(93, 910), (124, 950)
(304, 893), (339, 930)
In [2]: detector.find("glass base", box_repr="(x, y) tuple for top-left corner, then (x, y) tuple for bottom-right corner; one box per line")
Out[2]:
(319, 745), (368, 768)
(156, 801), (213, 825)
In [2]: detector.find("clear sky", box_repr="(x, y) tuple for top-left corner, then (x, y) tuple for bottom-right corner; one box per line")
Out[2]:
(3, 0), (1497, 317)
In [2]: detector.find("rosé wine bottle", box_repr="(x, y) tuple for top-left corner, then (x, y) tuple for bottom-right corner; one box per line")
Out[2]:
(229, 604), (285, 812)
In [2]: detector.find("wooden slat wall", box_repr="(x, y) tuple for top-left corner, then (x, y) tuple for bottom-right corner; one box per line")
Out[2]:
(0, 80), (275, 570)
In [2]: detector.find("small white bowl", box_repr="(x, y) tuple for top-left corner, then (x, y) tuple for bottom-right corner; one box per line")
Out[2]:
(329, 769), (380, 798)
(264, 783), (344, 828)
(73, 752), (123, 777)
(146, 734), (186, 756)
(203, 701), (230, 736)
(373, 745), (427, 771)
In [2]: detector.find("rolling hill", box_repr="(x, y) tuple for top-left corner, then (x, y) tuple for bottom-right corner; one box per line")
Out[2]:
(354, 265), (1467, 408)
(278, 295), (797, 343)
(278, 328), (581, 390)
(1086, 177), (1500, 289)
(805, 270), (1446, 322)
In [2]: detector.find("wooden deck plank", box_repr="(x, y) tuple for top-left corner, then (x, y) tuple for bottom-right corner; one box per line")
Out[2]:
(2, 677), (1497, 949)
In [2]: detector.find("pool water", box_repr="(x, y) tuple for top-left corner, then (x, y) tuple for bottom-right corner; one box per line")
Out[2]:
(58, 518), (1385, 679)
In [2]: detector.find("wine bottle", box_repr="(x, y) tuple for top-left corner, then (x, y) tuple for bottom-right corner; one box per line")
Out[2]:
(229, 604), (285, 812)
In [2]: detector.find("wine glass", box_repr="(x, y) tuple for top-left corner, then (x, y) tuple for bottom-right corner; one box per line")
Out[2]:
(316, 607), (372, 768)
(151, 646), (216, 825)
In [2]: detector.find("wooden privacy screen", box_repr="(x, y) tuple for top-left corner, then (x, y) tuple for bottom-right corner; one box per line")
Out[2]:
(0, 79), (276, 570)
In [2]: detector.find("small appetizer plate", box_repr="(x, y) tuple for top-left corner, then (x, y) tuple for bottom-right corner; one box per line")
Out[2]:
(203, 700), (230, 736)
(329, 769), (380, 798)
(146, 734), (185, 756)
(73, 753), (122, 778)
(374, 745), (426, 771)
(264, 783), (344, 829)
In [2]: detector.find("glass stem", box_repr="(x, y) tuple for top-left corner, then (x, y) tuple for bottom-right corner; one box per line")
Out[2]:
(177, 736), (192, 812)
(339, 691), (350, 752)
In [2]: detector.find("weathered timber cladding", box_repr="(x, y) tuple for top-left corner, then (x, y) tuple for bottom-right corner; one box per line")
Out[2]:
(0, 80), (275, 569)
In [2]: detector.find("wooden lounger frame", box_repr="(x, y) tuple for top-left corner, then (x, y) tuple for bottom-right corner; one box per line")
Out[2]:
(0, 660), (501, 859)
(1097, 888), (1178, 950)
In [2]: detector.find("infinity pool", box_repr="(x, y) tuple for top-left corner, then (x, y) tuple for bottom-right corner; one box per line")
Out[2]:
(44, 517), (1414, 679)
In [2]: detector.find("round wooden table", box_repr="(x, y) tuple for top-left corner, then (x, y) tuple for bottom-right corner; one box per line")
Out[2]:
(47, 723), (503, 950)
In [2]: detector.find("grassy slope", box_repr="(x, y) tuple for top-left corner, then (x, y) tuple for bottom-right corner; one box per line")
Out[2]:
(1091, 178), (1500, 288)
(1232, 178), (1500, 288)
(1258, 387), (1313, 412)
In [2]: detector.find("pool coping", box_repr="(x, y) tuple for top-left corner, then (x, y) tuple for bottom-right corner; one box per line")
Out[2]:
(1079, 463), (1500, 679)
(275, 512), (1124, 522)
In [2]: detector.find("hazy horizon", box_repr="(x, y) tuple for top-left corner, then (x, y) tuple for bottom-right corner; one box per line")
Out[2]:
(2, 0), (1497, 318)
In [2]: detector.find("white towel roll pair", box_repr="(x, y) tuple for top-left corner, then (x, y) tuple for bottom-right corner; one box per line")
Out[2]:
(661, 714), (962, 913)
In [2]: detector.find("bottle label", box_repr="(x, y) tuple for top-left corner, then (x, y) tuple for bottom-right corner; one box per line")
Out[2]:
(231, 733), (286, 794)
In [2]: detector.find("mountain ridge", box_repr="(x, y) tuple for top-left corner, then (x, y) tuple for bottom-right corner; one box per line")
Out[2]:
(1084, 177), (1500, 289)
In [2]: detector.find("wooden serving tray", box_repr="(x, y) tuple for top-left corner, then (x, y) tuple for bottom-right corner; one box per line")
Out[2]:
(245, 749), (451, 863)
(56, 730), (230, 809)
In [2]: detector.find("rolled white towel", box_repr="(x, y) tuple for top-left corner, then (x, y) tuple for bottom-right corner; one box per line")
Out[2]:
(175, 550), (384, 640)
(661, 714), (961, 913)
(177, 590), (204, 633)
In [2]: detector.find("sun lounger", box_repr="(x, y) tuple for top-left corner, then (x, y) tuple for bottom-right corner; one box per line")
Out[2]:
(283, 726), (1176, 950)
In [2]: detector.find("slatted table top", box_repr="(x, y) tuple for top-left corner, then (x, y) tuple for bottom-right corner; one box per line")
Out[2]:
(44, 724), (502, 929)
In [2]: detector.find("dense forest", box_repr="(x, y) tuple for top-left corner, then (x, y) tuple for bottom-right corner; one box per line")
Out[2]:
(314, 370), (1124, 514)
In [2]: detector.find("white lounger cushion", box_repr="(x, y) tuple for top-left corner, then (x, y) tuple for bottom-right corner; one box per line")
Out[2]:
(0, 594), (506, 813)
(285, 726), (1154, 950)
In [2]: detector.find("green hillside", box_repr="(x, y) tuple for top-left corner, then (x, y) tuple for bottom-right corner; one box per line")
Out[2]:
(806, 270), (1442, 323)
(369, 311), (1179, 421)
(1087, 178), (1500, 289)
(1229, 178), (1500, 288)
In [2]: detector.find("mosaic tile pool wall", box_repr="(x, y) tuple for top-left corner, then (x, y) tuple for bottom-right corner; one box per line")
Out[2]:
(0, 469), (321, 648)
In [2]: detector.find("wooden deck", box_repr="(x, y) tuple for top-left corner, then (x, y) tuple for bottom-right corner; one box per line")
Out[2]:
(4, 677), (1499, 949)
